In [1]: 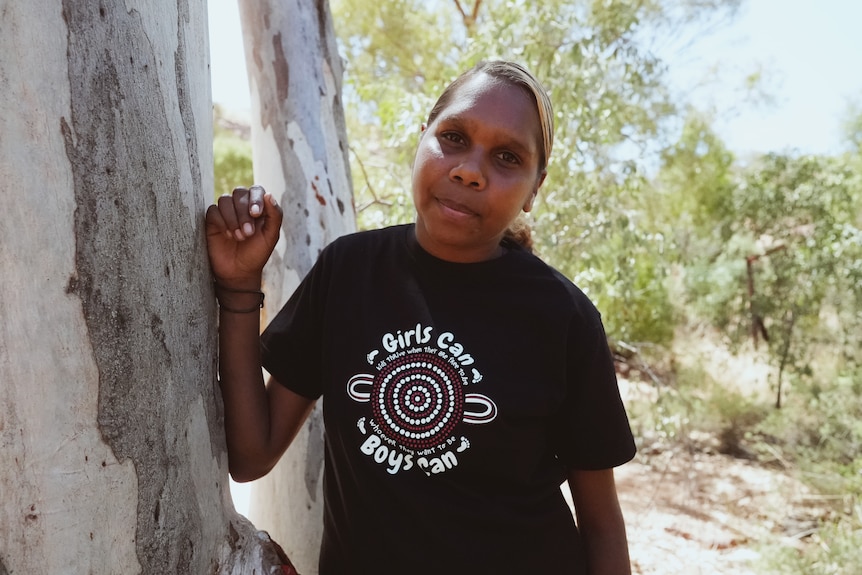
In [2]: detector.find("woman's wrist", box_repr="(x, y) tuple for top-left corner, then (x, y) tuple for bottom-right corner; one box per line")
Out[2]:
(213, 273), (262, 291)
(214, 281), (265, 313)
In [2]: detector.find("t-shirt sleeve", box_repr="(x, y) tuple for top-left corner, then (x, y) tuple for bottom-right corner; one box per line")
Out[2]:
(259, 248), (332, 400)
(551, 310), (637, 470)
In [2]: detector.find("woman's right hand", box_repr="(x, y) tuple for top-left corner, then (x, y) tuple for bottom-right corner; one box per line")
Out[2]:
(205, 185), (283, 288)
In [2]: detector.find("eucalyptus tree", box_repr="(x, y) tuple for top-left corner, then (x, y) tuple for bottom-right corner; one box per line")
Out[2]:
(235, 1), (355, 573)
(1, 2), (288, 573)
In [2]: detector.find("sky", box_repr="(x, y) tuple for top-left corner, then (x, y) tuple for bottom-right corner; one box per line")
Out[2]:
(657, 0), (862, 156)
(208, 0), (862, 158)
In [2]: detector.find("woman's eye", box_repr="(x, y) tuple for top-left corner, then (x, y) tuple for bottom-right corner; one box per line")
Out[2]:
(498, 151), (520, 165)
(440, 132), (465, 145)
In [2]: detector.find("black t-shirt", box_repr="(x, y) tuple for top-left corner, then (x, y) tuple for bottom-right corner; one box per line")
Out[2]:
(261, 224), (636, 574)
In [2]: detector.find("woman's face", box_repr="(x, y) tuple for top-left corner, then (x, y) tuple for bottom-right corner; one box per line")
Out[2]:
(411, 73), (546, 263)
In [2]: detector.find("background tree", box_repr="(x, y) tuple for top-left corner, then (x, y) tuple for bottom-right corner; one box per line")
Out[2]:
(235, 1), (356, 573)
(652, 112), (737, 258)
(0, 1), (288, 573)
(331, 0), (742, 345)
(677, 153), (862, 407)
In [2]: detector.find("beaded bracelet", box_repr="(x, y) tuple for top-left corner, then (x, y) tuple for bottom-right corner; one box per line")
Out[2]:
(214, 282), (265, 314)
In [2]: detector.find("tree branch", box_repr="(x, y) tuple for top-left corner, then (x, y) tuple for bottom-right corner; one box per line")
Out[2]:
(349, 146), (393, 212)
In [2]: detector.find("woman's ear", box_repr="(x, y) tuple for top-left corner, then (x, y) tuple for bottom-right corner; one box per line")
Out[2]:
(523, 170), (547, 213)
(537, 169), (547, 189)
(523, 190), (537, 213)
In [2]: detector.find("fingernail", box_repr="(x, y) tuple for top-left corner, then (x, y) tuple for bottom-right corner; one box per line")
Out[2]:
(234, 229), (244, 241)
(243, 223), (254, 236)
(250, 204), (262, 216)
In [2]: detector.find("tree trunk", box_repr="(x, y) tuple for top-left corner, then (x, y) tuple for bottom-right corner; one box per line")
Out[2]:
(0, 2), (285, 573)
(237, 0), (356, 572)
(774, 310), (796, 410)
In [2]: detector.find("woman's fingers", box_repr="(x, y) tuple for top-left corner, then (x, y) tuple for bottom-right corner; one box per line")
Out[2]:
(217, 192), (242, 239)
(249, 185), (266, 218)
(205, 185), (281, 285)
(209, 184), (278, 242)
(260, 192), (283, 247)
(232, 187), (254, 238)
(205, 203), (227, 235)
(215, 186), (269, 240)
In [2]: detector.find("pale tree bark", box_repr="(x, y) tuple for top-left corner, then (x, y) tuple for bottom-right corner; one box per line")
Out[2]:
(237, 0), (356, 572)
(0, 1), (288, 573)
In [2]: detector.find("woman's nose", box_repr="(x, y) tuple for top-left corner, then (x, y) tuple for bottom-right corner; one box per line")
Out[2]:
(450, 154), (486, 190)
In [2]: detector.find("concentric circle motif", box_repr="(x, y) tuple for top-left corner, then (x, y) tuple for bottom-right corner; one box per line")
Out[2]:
(371, 352), (464, 450)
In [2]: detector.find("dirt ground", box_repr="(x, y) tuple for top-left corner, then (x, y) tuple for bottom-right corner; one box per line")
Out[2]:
(616, 449), (825, 574)
(594, 332), (837, 574)
(558, 378), (851, 575)
(561, 445), (827, 574)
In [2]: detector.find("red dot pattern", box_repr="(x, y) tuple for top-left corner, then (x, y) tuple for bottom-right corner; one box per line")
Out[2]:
(371, 352), (464, 450)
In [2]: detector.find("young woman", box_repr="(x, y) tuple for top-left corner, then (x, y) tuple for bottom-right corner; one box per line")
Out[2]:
(206, 60), (636, 574)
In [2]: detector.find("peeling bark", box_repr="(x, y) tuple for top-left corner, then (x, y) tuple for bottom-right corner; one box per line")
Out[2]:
(237, 0), (356, 572)
(1, 1), (284, 573)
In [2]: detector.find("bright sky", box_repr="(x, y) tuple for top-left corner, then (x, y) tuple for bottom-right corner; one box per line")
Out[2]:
(208, 1), (862, 157)
(660, 0), (862, 156)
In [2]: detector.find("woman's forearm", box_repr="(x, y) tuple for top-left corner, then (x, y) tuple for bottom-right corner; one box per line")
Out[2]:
(580, 506), (631, 575)
(215, 284), (275, 481)
(568, 468), (632, 575)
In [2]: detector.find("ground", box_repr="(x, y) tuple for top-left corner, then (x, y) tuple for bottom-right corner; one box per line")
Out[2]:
(613, 446), (829, 574)
(593, 337), (834, 575)
(561, 432), (831, 574)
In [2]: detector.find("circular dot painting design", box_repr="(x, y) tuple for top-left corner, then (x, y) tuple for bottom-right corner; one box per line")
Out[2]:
(371, 352), (465, 450)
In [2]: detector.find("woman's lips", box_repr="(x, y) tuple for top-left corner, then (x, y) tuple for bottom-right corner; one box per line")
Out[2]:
(437, 197), (478, 218)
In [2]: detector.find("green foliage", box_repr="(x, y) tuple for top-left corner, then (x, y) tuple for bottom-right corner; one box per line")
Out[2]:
(683, 235), (751, 337)
(751, 366), (862, 575)
(647, 129), (862, 568)
(648, 361), (768, 453)
(544, 171), (676, 344)
(212, 105), (253, 201)
(637, 142), (862, 567)
(758, 369), (862, 468)
(654, 111), (736, 252)
(671, 152), (862, 405)
(759, 506), (862, 575)
(737, 156), (862, 401)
